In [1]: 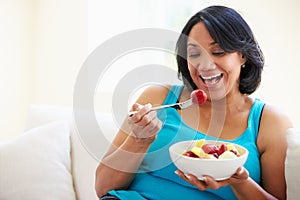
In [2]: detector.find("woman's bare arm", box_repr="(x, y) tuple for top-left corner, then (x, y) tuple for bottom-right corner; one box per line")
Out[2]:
(95, 85), (169, 197)
(231, 105), (293, 200)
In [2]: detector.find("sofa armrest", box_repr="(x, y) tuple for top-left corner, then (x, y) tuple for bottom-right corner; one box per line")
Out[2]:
(285, 128), (300, 200)
(25, 105), (118, 200)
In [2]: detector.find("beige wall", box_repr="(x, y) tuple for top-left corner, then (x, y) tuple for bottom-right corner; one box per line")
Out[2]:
(0, 0), (34, 139)
(0, 0), (88, 140)
(32, 0), (88, 105)
(0, 0), (299, 140)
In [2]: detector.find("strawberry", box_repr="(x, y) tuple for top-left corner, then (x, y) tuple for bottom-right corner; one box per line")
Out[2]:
(230, 149), (239, 156)
(226, 144), (240, 156)
(191, 89), (207, 105)
(183, 151), (199, 158)
(201, 144), (219, 154)
(217, 143), (227, 156)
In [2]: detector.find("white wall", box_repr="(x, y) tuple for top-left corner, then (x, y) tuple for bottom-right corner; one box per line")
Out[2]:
(231, 0), (300, 127)
(92, 0), (300, 127)
(0, 0), (88, 140)
(32, 0), (88, 105)
(0, 0), (34, 139)
(0, 0), (299, 140)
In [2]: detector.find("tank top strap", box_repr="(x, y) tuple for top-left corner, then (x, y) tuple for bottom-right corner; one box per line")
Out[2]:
(162, 85), (184, 105)
(248, 98), (265, 138)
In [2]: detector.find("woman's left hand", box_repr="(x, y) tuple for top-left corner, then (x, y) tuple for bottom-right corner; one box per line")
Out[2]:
(175, 167), (249, 190)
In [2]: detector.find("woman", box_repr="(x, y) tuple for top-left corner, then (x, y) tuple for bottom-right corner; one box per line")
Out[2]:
(95, 5), (293, 200)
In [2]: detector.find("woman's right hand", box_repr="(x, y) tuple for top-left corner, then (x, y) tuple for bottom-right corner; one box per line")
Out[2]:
(127, 103), (162, 142)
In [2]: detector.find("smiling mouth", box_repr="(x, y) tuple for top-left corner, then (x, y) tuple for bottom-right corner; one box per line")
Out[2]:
(200, 73), (224, 86)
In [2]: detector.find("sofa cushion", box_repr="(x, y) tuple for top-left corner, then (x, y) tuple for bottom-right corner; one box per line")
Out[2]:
(0, 121), (76, 200)
(285, 128), (300, 200)
(24, 104), (118, 200)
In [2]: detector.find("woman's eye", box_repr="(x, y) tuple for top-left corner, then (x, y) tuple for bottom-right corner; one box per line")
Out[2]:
(188, 53), (200, 58)
(212, 51), (225, 56)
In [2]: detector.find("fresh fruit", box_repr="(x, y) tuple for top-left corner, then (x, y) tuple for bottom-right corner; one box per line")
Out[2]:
(202, 144), (219, 154)
(182, 139), (241, 159)
(191, 89), (207, 105)
(208, 154), (218, 159)
(195, 139), (205, 148)
(190, 146), (209, 158)
(226, 144), (240, 156)
(218, 151), (237, 159)
(218, 143), (227, 156)
(183, 151), (198, 158)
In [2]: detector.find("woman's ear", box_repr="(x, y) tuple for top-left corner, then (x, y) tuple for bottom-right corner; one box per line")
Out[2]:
(241, 54), (247, 65)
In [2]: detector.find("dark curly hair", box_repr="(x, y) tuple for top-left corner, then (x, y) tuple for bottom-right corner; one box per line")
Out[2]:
(176, 5), (264, 95)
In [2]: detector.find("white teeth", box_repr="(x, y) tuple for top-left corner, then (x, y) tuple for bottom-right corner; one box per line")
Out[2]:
(201, 74), (222, 80)
(200, 73), (223, 86)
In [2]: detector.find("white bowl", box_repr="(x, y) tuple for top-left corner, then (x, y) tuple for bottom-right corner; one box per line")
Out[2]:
(169, 140), (249, 180)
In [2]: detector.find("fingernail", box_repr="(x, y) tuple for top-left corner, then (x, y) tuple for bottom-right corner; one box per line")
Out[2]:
(202, 176), (207, 182)
(174, 171), (179, 175)
(186, 175), (191, 180)
(145, 103), (152, 109)
(239, 167), (244, 175)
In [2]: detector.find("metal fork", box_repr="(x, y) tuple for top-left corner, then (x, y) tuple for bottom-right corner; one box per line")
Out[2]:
(128, 98), (193, 117)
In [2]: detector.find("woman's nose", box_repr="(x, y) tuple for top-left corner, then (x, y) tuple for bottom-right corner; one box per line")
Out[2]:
(197, 54), (216, 71)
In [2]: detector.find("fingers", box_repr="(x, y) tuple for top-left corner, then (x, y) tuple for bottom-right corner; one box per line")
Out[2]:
(175, 170), (204, 188)
(189, 174), (209, 190)
(202, 176), (229, 190)
(175, 170), (230, 191)
(129, 103), (155, 127)
(130, 103), (152, 123)
(128, 103), (162, 139)
(135, 109), (156, 127)
(175, 167), (249, 192)
(175, 170), (209, 190)
(175, 170), (208, 190)
(230, 166), (249, 180)
(146, 115), (162, 133)
(174, 170), (190, 182)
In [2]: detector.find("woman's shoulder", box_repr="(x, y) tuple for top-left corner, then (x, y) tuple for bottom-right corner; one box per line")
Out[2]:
(134, 84), (172, 106)
(257, 103), (293, 152)
(258, 103), (293, 143)
(261, 104), (293, 129)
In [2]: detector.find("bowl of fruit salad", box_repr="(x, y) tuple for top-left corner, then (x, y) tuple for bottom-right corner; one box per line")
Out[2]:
(169, 139), (248, 180)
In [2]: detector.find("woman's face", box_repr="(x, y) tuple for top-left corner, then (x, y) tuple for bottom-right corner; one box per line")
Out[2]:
(187, 22), (245, 100)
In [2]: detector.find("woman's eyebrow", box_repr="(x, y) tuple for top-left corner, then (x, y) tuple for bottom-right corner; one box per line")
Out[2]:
(210, 41), (217, 45)
(187, 43), (198, 47)
(187, 41), (217, 47)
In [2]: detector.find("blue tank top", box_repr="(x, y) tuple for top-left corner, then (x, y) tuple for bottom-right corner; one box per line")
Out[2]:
(109, 85), (265, 200)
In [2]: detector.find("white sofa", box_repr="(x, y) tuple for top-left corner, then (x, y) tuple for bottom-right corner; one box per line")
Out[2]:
(0, 105), (299, 200)
(0, 105), (117, 200)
